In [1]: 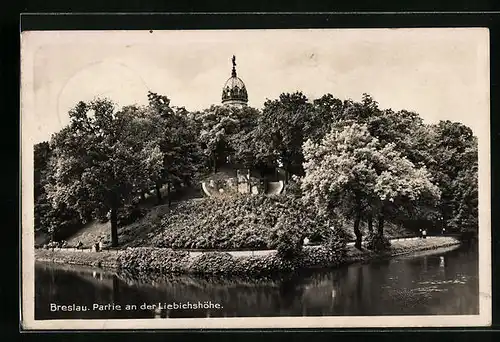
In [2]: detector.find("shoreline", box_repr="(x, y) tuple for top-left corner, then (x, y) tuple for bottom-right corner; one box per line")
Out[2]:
(34, 236), (462, 275)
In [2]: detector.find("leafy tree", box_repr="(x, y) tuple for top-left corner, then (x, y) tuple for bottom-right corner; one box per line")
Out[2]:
(34, 141), (51, 198)
(34, 140), (85, 241)
(305, 93), (344, 143)
(426, 121), (478, 233)
(45, 98), (163, 246)
(191, 105), (260, 172)
(34, 141), (52, 234)
(145, 92), (204, 204)
(338, 95), (440, 229)
(340, 94), (427, 160)
(301, 123), (440, 250)
(256, 92), (313, 181)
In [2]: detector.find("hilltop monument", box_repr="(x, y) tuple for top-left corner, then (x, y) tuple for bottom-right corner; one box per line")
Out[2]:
(200, 56), (285, 197)
(221, 55), (248, 107)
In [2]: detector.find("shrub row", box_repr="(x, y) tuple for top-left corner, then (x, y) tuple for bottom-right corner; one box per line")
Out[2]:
(118, 247), (190, 273)
(116, 244), (347, 276)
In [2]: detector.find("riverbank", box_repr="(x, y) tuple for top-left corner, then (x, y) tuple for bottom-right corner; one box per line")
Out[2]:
(35, 236), (461, 275)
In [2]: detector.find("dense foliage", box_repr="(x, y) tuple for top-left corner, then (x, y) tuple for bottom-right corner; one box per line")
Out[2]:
(44, 99), (166, 246)
(34, 90), (478, 254)
(426, 121), (478, 233)
(118, 247), (190, 273)
(190, 105), (260, 171)
(34, 133), (85, 241)
(150, 195), (337, 250)
(300, 122), (440, 250)
(116, 246), (348, 275)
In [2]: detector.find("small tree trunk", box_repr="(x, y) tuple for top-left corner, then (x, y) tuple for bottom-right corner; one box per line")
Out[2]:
(284, 163), (289, 184)
(110, 207), (118, 247)
(367, 212), (373, 233)
(155, 183), (162, 204)
(377, 212), (385, 237)
(167, 181), (171, 207)
(354, 213), (362, 250)
(247, 169), (251, 193)
(235, 169), (239, 192)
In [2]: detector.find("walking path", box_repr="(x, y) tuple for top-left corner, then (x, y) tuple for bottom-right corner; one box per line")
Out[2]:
(187, 236), (423, 258)
(47, 236), (426, 257)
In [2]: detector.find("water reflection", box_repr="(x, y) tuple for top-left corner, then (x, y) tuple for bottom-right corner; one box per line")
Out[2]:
(35, 242), (479, 319)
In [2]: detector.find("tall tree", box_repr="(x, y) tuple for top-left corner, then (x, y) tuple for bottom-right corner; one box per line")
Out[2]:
(426, 121), (478, 232)
(191, 104), (259, 172)
(35, 135), (86, 241)
(45, 98), (163, 247)
(34, 141), (56, 237)
(304, 93), (344, 143)
(256, 92), (313, 181)
(146, 92), (204, 204)
(301, 123), (440, 249)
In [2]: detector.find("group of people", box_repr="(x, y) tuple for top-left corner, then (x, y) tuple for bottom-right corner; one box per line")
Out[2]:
(43, 240), (68, 249)
(418, 227), (446, 239)
(41, 237), (107, 251)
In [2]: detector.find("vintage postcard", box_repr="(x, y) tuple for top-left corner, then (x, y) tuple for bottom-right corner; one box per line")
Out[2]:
(21, 28), (491, 330)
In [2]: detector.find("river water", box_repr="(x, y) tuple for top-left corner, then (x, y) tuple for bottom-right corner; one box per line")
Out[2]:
(34, 242), (478, 319)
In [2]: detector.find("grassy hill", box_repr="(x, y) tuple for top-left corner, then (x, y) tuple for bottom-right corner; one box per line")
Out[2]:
(60, 197), (415, 249)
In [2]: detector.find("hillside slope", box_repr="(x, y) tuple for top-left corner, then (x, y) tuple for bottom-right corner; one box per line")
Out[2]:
(61, 198), (415, 249)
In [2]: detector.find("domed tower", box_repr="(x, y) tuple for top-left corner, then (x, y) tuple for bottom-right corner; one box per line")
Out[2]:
(221, 55), (248, 107)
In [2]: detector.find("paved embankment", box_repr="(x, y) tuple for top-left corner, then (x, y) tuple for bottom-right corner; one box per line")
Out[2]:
(35, 236), (461, 274)
(343, 236), (461, 264)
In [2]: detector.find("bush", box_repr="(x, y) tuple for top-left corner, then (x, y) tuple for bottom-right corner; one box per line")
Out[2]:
(365, 232), (391, 252)
(188, 252), (237, 274)
(188, 252), (303, 275)
(118, 247), (190, 273)
(300, 246), (346, 268)
(324, 229), (348, 259)
(268, 216), (303, 260)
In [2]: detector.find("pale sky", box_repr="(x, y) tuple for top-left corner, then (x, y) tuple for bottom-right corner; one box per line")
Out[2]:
(21, 28), (489, 144)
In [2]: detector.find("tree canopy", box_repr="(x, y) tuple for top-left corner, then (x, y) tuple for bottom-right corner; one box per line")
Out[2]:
(34, 90), (479, 250)
(301, 123), (441, 249)
(45, 98), (164, 246)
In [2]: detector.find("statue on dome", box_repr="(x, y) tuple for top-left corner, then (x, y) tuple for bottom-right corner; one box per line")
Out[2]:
(231, 55), (237, 77)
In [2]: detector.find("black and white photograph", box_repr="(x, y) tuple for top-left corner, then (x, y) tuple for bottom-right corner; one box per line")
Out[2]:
(21, 28), (491, 329)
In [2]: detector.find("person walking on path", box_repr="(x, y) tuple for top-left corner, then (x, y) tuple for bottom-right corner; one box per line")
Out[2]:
(422, 229), (427, 239)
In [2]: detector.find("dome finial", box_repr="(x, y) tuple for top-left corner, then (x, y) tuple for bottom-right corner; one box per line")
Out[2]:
(231, 55), (237, 77)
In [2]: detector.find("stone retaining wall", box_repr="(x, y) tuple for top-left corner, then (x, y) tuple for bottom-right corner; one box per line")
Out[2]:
(35, 236), (461, 275)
